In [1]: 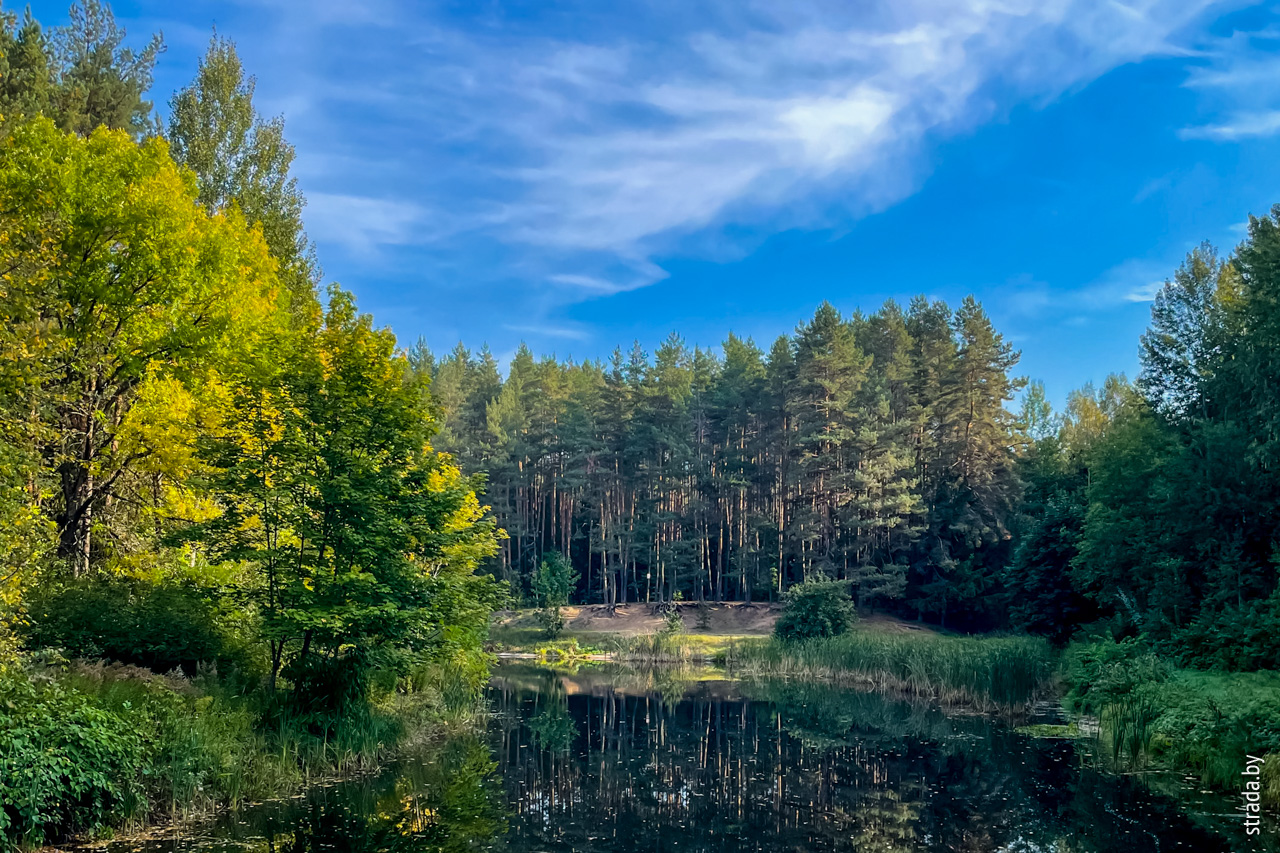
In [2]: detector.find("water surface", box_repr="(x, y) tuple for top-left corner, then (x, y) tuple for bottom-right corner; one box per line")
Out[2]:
(111, 663), (1268, 852)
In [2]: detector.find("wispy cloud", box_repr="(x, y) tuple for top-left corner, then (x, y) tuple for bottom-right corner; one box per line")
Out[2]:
(1123, 280), (1166, 302)
(1080, 257), (1174, 306)
(244, 0), (1227, 296)
(304, 192), (428, 256)
(504, 323), (592, 342)
(989, 257), (1172, 324)
(1181, 110), (1280, 140)
(1179, 26), (1280, 140)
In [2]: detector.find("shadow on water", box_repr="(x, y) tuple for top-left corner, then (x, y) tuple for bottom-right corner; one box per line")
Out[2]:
(109, 663), (1268, 852)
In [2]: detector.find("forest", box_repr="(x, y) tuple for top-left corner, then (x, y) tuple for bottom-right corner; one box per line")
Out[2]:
(2, 1), (1280, 849)
(425, 236), (1280, 669)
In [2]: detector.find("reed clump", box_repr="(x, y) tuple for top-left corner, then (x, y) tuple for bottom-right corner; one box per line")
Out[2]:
(609, 631), (701, 663)
(725, 631), (1054, 711)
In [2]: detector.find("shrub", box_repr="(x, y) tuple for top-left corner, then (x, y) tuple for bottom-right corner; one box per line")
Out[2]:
(0, 669), (143, 846)
(661, 609), (684, 637)
(532, 552), (579, 639)
(1062, 636), (1168, 714)
(774, 578), (856, 641)
(24, 574), (260, 678)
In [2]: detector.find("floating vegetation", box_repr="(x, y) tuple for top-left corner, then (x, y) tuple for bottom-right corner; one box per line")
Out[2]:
(1016, 723), (1083, 738)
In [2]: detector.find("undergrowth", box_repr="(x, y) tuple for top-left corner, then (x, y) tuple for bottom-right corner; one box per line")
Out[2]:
(0, 653), (486, 849)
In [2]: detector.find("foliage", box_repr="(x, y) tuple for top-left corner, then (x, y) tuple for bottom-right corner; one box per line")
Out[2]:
(0, 667), (142, 847)
(167, 34), (319, 313)
(189, 287), (504, 692)
(0, 1), (162, 138)
(1039, 215), (1280, 668)
(774, 578), (856, 641)
(0, 11), (507, 847)
(660, 608), (684, 637)
(1063, 639), (1280, 803)
(24, 571), (261, 678)
(532, 551), (578, 637)
(0, 653), (493, 849)
(1062, 636), (1169, 716)
(0, 117), (279, 573)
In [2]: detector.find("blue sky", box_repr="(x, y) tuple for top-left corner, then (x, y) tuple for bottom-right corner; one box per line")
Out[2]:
(30, 0), (1280, 403)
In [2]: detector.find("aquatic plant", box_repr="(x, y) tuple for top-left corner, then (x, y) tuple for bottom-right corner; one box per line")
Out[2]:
(725, 631), (1054, 711)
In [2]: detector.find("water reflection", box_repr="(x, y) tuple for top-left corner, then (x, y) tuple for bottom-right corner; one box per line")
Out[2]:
(488, 664), (1242, 853)
(110, 664), (1262, 853)
(110, 737), (505, 853)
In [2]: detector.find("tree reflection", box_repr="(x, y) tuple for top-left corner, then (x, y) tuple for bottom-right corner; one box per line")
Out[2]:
(182, 736), (507, 853)
(489, 664), (1233, 853)
(118, 666), (1253, 853)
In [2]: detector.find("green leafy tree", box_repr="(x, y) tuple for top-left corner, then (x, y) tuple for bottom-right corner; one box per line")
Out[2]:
(532, 551), (579, 637)
(774, 577), (856, 641)
(0, 118), (280, 575)
(193, 287), (503, 693)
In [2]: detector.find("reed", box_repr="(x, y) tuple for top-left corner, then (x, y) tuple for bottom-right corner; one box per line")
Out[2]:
(725, 631), (1054, 711)
(1100, 691), (1160, 769)
(608, 631), (700, 663)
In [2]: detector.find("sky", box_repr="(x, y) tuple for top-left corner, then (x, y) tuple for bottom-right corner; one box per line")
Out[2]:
(29, 0), (1280, 404)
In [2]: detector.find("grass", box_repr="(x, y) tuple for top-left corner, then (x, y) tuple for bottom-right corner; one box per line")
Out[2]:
(1064, 640), (1280, 804)
(530, 637), (607, 662)
(725, 630), (1055, 712)
(0, 656), (487, 848)
(490, 619), (752, 663)
(602, 631), (747, 663)
(1015, 722), (1083, 738)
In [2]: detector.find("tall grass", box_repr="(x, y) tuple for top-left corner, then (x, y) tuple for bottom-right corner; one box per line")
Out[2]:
(608, 631), (703, 664)
(1100, 691), (1161, 769)
(726, 632), (1054, 711)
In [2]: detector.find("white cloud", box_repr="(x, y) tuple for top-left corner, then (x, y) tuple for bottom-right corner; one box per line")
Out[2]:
(1124, 281), (1166, 302)
(504, 323), (592, 342)
(304, 192), (427, 256)
(1178, 26), (1280, 140)
(398, 0), (1219, 287)
(238, 0), (1237, 294)
(1180, 110), (1280, 140)
(1083, 257), (1175, 306)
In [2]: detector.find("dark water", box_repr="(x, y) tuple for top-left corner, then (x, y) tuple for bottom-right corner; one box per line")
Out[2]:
(110, 663), (1271, 852)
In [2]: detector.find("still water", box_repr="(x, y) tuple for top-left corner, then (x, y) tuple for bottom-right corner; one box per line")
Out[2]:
(113, 663), (1266, 852)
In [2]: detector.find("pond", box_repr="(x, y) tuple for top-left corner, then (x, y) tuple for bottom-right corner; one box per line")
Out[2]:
(110, 663), (1268, 852)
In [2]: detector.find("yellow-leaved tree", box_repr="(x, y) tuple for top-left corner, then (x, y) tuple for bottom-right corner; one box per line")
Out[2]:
(0, 117), (283, 583)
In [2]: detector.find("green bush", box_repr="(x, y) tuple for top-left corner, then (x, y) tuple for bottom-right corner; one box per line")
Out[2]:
(1062, 635), (1169, 714)
(0, 669), (143, 847)
(774, 578), (856, 641)
(0, 653), (459, 848)
(532, 552), (579, 639)
(1062, 639), (1280, 800)
(24, 575), (260, 678)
